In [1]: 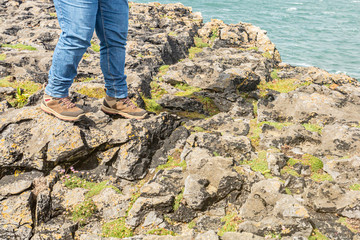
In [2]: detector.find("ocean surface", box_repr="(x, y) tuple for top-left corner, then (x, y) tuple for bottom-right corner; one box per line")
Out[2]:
(133, 0), (360, 80)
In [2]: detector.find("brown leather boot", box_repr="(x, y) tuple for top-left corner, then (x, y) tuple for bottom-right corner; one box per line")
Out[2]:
(101, 95), (147, 119)
(40, 94), (85, 121)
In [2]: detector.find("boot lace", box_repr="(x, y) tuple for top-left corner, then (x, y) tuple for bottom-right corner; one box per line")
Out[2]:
(119, 97), (136, 109)
(58, 97), (76, 109)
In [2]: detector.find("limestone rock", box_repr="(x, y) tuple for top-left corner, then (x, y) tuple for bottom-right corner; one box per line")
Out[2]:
(222, 232), (264, 240)
(92, 187), (128, 221)
(195, 230), (219, 240)
(0, 191), (33, 240)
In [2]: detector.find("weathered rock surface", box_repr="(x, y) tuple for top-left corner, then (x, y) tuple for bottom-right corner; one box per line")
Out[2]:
(0, 0), (360, 239)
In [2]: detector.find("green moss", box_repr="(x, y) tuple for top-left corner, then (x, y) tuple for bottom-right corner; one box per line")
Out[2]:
(280, 166), (301, 177)
(188, 219), (196, 229)
(85, 181), (121, 198)
(194, 36), (210, 48)
(64, 175), (95, 189)
(0, 78), (42, 108)
(142, 94), (163, 114)
(188, 47), (203, 59)
(147, 228), (176, 236)
(311, 172), (334, 182)
(242, 151), (270, 175)
(349, 184), (360, 191)
(258, 78), (311, 97)
(246, 46), (259, 51)
(150, 81), (168, 100)
(76, 86), (106, 99)
(0, 54), (6, 61)
(302, 154), (323, 172)
(72, 199), (97, 225)
(176, 111), (207, 119)
(303, 123), (323, 134)
(173, 189), (184, 211)
(174, 83), (202, 96)
(247, 119), (292, 149)
(285, 187), (292, 195)
(64, 176), (121, 198)
(194, 95), (220, 116)
(49, 12), (57, 17)
(218, 212), (243, 236)
(271, 69), (280, 80)
(210, 28), (219, 42)
(90, 41), (100, 52)
(168, 31), (177, 37)
(192, 126), (206, 132)
(247, 118), (261, 148)
(288, 158), (300, 166)
(213, 151), (220, 156)
(252, 101), (258, 117)
(1, 43), (37, 51)
(158, 65), (170, 77)
(308, 229), (329, 240)
(82, 53), (90, 60)
(102, 217), (133, 238)
(262, 51), (272, 59)
(338, 217), (360, 233)
(136, 53), (144, 58)
(156, 155), (187, 171)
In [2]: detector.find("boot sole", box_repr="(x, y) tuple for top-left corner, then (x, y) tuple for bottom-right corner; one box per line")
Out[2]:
(101, 105), (146, 120)
(41, 102), (84, 122)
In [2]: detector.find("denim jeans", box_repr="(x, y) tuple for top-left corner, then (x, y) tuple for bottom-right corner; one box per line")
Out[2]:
(45, 0), (129, 98)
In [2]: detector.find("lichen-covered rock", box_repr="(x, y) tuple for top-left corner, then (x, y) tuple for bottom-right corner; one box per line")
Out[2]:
(162, 48), (272, 93)
(183, 132), (252, 161)
(222, 232), (264, 240)
(258, 84), (360, 125)
(323, 156), (360, 185)
(0, 170), (42, 199)
(92, 187), (128, 221)
(31, 215), (78, 240)
(0, 191), (33, 240)
(303, 181), (360, 214)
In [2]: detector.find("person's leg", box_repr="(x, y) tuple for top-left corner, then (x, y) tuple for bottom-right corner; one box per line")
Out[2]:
(45, 0), (98, 98)
(95, 0), (128, 99)
(96, 0), (147, 119)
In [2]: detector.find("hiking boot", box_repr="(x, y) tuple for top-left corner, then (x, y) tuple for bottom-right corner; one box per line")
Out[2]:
(40, 94), (85, 121)
(101, 95), (147, 119)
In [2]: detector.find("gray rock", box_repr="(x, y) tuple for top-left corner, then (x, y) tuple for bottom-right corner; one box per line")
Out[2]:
(195, 230), (219, 240)
(142, 211), (164, 228)
(157, 94), (206, 113)
(183, 174), (211, 210)
(0, 170), (43, 198)
(303, 181), (360, 213)
(183, 132), (252, 161)
(92, 187), (128, 221)
(189, 112), (250, 136)
(32, 215), (78, 240)
(323, 155), (360, 185)
(0, 191), (33, 240)
(221, 232), (264, 240)
(194, 215), (222, 232)
(162, 49), (271, 94)
(266, 152), (288, 175)
(151, 126), (190, 168)
(258, 84), (360, 125)
(127, 195), (174, 228)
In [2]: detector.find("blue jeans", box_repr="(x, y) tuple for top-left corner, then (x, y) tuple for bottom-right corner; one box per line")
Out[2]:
(45, 0), (129, 98)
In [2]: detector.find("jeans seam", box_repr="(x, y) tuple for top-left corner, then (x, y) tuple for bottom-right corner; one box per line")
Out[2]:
(99, 0), (117, 98)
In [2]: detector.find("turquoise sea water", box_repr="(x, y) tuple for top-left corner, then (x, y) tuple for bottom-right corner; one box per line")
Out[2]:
(133, 0), (360, 80)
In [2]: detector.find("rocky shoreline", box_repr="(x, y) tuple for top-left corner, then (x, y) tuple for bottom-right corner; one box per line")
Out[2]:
(0, 0), (360, 239)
